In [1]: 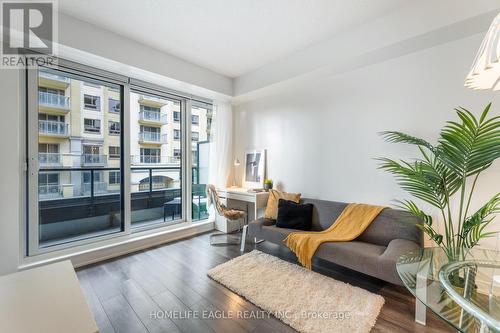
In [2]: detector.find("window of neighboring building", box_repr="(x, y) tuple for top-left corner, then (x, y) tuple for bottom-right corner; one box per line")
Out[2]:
(109, 146), (120, 159)
(174, 129), (181, 140)
(39, 172), (59, 186)
(192, 131), (199, 141)
(140, 148), (160, 163)
(109, 98), (121, 113)
(39, 113), (64, 122)
(140, 105), (160, 113)
(191, 115), (199, 125)
(109, 171), (120, 185)
(83, 170), (102, 183)
(84, 94), (101, 110)
(108, 121), (121, 135)
(84, 118), (101, 133)
(173, 111), (180, 122)
(39, 87), (64, 96)
(173, 149), (181, 160)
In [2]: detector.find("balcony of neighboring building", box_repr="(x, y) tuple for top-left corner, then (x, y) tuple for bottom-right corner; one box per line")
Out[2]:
(38, 153), (62, 167)
(138, 95), (167, 108)
(39, 71), (70, 90)
(82, 154), (107, 166)
(38, 184), (64, 200)
(131, 155), (180, 165)
(139, 110), (168, 125)
(38, 120), (69, 138)
(138, 132), (167, 145)
(38, 91), (71, 114)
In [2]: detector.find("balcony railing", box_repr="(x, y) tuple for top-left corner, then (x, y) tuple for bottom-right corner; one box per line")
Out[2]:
(83, 182), (108, 195)
(38, 91), (70, 109)
(139, 132), (167, 143)
(139, 110), (167, 124)
(39, 120), (69, 136)
(131, 155), (181, 165)
(39, 153), (61, 165)
(39, 184), (63, 199)
(82, 154), (107, 165)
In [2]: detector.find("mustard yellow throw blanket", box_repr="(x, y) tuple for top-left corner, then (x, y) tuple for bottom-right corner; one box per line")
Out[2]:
(284, 203), (386, 269)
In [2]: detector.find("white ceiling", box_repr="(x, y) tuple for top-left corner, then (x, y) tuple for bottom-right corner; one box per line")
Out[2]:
(59, 0), (411, 78)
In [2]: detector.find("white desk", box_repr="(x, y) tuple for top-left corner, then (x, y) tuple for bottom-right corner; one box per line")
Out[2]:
(0, 260), (99, 333)
(216, 187), (269, 232)
(217, 187), (269, 251)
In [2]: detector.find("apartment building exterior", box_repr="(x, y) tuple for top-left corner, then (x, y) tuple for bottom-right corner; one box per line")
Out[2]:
(38, 70), (211, 200)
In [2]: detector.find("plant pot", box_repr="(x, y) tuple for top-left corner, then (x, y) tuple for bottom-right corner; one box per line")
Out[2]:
(263, 183), (273, 191)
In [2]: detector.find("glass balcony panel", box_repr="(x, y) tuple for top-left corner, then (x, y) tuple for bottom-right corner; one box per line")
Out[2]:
(130, 167), (181, 227)
(39, 153), (61, 165)
(39, 120), (68, 136)
(38, 91), (70, 108)
(82, 154), (107, 165)
(139, 132), (167, 143)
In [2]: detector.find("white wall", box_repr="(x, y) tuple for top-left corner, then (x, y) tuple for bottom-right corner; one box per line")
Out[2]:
(233, 32), (500, 248)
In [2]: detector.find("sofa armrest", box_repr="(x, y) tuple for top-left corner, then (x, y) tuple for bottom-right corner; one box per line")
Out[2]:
(381, 238), (420, 261)
(378, 239), (421, 285)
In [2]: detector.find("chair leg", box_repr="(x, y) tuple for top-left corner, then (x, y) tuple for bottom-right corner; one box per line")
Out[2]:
(240, 225), (248, 252)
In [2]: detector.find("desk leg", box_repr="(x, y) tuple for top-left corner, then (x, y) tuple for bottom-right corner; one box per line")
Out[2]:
(240, 225), (248, 252)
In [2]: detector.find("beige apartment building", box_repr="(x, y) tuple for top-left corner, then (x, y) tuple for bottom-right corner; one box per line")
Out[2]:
(38, 70), (210, 200)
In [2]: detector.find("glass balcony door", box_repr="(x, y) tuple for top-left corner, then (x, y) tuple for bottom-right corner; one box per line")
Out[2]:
(27, 65), (125, 254)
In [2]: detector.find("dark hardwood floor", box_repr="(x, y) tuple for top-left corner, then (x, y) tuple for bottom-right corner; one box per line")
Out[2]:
(76, 232), (453, 333)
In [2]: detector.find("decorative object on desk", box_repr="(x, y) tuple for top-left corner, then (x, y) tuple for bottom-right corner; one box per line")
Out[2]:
(464, 12), (500, 90)
(276, 199), (313, 230)
(263, 179), (273, 191)
(264, 189), (301, 220)
(243, 149), (266, 189)
(206, 184), (246, 246)
(378, 104), (500, 262)
(232, 157), (241, 186)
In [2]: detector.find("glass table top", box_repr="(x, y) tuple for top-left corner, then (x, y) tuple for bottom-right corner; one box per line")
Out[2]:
(396, 247), (500, 332)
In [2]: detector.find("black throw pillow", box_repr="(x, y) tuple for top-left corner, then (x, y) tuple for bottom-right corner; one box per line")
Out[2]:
(276, 199), (313, 230)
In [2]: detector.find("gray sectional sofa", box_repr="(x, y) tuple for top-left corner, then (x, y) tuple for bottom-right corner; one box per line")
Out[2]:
(245, 198), (423, 285)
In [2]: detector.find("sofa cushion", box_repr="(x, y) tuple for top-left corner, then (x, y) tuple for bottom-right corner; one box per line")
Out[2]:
(314, 241), (386, 279)
(264, 189), (301, 220)
(276, 199), (313, 230)
(356, 208), (422, 246)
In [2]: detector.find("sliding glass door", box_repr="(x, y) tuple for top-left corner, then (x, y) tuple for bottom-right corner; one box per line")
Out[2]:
(129, 89), (183, 228)
(28, 65), (125, 253)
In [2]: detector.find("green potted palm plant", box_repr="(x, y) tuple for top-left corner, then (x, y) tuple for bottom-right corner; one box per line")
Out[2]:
(378, 103), (500, 262)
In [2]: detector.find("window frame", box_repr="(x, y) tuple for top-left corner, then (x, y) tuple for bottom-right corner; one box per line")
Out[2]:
(83, 118), (101, 133)
(108, 120), (121, 135)
(25, 58), (211, 258)
(83, 94), (101, 111)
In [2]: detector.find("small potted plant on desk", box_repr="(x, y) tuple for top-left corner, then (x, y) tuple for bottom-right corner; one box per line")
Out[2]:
(264, 179), (273, 191)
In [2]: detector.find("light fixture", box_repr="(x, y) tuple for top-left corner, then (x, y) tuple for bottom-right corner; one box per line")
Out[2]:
(465, 12), (500, 90)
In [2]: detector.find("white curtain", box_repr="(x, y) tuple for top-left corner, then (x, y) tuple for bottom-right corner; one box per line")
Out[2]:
(208, 101), (233, 189)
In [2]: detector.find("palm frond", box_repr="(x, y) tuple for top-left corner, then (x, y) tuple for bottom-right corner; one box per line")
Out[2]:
(377, 158), (447, 209)
(460, 193), (500, 248)
(380, 131), (436, 152)
(437, 104), (500, 177)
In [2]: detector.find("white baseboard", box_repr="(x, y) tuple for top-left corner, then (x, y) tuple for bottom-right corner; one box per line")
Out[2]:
(19, 221), (215, 271)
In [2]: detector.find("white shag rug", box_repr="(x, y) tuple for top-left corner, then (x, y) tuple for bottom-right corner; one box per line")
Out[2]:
(207, 250), (385, 333)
